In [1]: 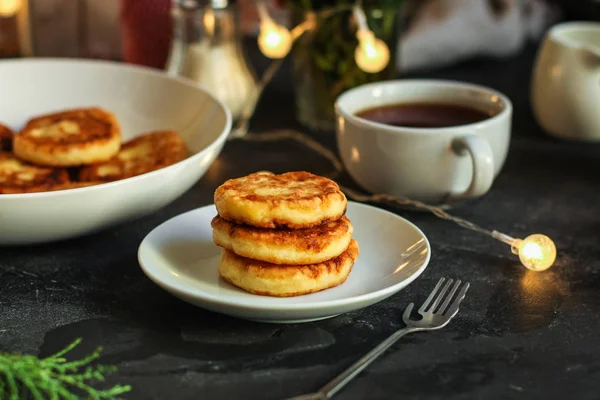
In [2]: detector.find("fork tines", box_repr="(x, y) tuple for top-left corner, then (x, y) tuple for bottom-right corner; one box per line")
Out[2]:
(422, 277), (469, 315)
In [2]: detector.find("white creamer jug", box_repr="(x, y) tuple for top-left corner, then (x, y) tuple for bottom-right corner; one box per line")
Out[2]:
(531, 22), (600, 141)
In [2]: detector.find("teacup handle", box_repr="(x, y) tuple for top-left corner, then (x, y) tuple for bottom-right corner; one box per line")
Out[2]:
(449, 134), (494, 200)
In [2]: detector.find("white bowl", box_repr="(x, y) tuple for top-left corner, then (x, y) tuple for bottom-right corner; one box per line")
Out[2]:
(0, 59), (231, 245)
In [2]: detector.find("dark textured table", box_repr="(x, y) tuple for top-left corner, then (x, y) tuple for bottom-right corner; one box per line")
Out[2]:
(2, 42), (600, 400)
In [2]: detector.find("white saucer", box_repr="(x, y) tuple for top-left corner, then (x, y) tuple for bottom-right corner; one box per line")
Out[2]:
(138, 201), (431, 323)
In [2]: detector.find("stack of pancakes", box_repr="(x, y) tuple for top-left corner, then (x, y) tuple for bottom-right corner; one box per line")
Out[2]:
(0, 108), (188, 194)
(211, 171), (359, 297)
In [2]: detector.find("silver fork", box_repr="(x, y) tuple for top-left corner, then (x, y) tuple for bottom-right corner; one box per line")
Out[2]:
(285, 277), (470, 400)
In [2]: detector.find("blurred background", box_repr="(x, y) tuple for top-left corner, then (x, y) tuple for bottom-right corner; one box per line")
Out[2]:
(1, 0), (598, 129)
(2, 0), (597, 64)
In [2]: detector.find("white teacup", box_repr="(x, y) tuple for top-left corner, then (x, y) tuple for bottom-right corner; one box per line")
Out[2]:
(532, 21), (600, 141)
(335, 80), (512, 204)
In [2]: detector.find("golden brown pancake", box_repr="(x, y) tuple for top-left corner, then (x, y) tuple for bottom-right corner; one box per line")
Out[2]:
(44, 181), (104, 192)
(0, 152), (70, 194)
(212, 215), (353, 265)
(0, 123), (13, 151)
(218, 239), (359, 297)
(13, 107), (121, 167)
(79, 130), (188, 182)
(214, 171), (347, 229)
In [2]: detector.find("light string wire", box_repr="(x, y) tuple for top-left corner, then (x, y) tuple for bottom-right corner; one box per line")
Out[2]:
(226, 0), (557, 271)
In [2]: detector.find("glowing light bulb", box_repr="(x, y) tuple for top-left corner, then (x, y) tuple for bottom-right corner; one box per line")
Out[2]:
(256, 1), (293, 59)
(511, 234), (557, 271)
(258, 20), (293, 59)
(0, 0), (21, 17)
(355, 29), (390, 73)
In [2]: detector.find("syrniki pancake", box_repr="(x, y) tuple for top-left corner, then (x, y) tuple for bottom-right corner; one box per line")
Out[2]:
(44, 181), (104, 192)
(214, 171), (347, 229)
(218, 239), (359, 297)
(79, 130), (188, 182)
(212, 215), (353, 265)
(13, 108), (121, 167)
(0, 152), (70, 194)
(0, 123), (12, 151)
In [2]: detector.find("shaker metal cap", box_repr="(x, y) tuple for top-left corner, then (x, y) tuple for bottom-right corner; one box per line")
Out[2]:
(171, 0), (232, 9)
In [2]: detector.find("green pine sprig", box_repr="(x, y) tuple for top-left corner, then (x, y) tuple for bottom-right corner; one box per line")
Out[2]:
(0, 338), (131, 400)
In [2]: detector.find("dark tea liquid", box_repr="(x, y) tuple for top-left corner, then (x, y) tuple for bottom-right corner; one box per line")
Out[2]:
(355, 103), (493, 128)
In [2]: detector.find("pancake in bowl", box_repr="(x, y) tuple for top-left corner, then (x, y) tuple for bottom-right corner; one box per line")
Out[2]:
(79, 130), (188, 182)
(44, 181), (104, 192)
(0, 123), (13, 151)
(212, 215), (353, 265)
(13, 107), (121, 167)
(214, 171), (347, 229)
(218, 239), (359, 297)
(0, 152), (70, 194)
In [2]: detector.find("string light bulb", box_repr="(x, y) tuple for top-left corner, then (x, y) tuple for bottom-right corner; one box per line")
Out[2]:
(511, 234), (557, 271)
(257, 1), (293, 59)
(492, 231), (557, 271)
(355, 29), (390, 73)
(253, 2), (389, 71)
(0, 0), (21, 17)
(352, 6), (390, 73)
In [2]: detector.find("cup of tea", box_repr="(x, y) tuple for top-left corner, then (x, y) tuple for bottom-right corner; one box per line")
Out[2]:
(335, 80), (512, 204)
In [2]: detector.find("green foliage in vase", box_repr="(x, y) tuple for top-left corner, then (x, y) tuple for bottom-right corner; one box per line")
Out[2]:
(0, 338), (131, 400)
(288, 0), (405, 127)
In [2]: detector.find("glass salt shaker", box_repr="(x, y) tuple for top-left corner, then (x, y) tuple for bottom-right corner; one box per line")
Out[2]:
(166, 0), (257, 121)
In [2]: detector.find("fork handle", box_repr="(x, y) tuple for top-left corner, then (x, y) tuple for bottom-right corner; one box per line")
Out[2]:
(283, 327), (419, 400)
(317, 327), (419, 398)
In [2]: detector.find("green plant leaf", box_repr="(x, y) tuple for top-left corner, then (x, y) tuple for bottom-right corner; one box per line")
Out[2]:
(0, 339), (131, 400)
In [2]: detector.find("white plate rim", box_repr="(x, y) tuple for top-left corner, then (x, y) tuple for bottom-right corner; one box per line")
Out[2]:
(137, 201), (431, 311)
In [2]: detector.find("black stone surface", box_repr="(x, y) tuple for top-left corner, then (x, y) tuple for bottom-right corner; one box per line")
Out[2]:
(2, 42), (600, 400)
